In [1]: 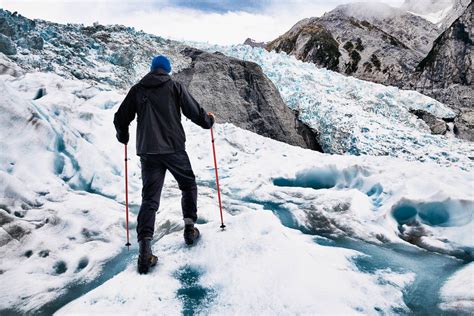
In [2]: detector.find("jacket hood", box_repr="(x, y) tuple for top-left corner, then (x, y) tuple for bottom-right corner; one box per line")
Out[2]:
(139, 69), (171, 88)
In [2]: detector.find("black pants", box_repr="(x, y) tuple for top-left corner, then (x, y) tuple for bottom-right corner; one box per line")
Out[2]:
(137, 151), (198, 241)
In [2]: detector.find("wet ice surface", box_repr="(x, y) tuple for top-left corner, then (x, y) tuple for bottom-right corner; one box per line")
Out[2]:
(0, 58), (473, 314)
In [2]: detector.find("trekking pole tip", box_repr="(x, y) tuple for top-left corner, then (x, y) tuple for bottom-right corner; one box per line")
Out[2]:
(220, 224), (226, 230)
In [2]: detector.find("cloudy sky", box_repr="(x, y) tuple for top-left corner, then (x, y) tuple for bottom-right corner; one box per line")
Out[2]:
(0, 0), (405, 44)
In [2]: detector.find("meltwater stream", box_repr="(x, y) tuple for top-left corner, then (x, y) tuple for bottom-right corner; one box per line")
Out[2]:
(256, 199), (467, 315)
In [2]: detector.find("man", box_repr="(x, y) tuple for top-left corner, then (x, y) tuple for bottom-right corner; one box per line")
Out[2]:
(114, 55), (215, 274)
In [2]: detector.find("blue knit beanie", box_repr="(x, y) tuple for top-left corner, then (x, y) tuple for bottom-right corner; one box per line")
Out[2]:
(150, 55), (171, 73)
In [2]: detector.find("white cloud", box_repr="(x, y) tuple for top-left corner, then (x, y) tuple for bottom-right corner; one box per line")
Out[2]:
(0, 0), (406, 44)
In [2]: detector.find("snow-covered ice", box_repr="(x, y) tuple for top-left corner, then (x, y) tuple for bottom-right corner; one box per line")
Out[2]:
(0, 74), (128, 311)
(0, 42), (473, 313)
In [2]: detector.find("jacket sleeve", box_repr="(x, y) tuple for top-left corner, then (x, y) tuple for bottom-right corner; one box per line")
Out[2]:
(176, 82), (214, 129)
(113, 86), (137, 144)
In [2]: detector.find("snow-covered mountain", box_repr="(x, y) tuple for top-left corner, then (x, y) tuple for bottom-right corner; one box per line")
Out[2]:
(2, 8), (471, 167)
(0, 9), (320, 151)
(0, 8), (473, 316)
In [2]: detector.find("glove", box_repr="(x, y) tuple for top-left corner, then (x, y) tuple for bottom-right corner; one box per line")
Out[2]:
(208, 112), (216, 126)
(116, 131), (129, 145)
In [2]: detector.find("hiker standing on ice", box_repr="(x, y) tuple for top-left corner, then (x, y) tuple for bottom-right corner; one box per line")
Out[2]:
(114, 55), (215, 274)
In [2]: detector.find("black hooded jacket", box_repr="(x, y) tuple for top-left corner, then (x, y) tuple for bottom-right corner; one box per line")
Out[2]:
(113, 69), (214, 155)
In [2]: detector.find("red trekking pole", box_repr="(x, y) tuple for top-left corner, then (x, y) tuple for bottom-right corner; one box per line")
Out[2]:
(124, 144), (131, 250)
(210, 126), (226, 229)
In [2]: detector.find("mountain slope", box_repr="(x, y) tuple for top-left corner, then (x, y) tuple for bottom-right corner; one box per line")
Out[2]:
(266, 2), (438, 85)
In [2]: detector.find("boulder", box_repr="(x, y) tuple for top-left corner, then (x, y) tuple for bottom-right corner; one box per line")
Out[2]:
(454, 110), (474, 141)
(410, 109), (448, 135)
(0, 33), (16, 55)
(174, 48), (322, 151)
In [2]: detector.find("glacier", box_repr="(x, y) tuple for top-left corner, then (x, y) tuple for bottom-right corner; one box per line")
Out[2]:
(0, 62), (472, 314)
(192, 43), (474, 171)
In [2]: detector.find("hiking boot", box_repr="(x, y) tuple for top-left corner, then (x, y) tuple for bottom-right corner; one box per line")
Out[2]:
(184, 224), (200, 245)
(138, 238), (158, 274)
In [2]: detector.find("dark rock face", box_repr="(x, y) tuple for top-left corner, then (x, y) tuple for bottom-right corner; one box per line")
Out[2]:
(415, 3), (472, 87)
(454, 110), (474, 140)
(410, 109), (448, 134)
(0, 33), (16, 55)
(174, 48), (323, 151)
(267, 23), (341, 71)
(411, 2), (473, 140)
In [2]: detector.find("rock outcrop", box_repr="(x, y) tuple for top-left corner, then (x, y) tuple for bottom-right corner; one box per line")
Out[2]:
(409, 109), (449, 134)
(267, 22), (341, 71)
(0, 33), (16, 55)
(174, 48), (322, 151)
(243, 38), (265, 48)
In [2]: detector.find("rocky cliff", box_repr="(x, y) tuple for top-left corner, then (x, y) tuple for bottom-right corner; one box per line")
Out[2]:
(410, 1), (473, 140)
